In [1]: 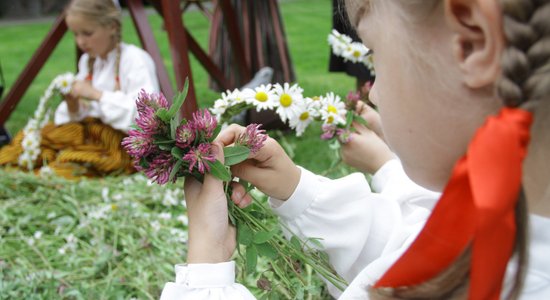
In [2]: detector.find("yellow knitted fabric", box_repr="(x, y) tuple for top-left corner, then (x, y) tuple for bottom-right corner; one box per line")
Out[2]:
(0, 118), (134, 179)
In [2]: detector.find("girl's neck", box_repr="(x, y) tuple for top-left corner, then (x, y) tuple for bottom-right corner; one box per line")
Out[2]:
(524, 101), (550, 218)
(99, 41), (118, 60)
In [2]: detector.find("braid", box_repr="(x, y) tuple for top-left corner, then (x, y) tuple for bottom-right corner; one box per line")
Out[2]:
(86, 55), (96, 82)
(496, 1), (550, 299)
(497, 0), (550, 110)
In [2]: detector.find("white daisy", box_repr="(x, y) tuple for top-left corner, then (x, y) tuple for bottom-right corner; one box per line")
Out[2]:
(288, 98), (318, 137)
(225, 88), (246, 106)
(54, 73), (75, 95)
(18, 153), (34, 170)
(343, 43), (369, 64)
(272, 82), (304, 122)
(242, 84), (276, 111)
(320, 92), (347, 125)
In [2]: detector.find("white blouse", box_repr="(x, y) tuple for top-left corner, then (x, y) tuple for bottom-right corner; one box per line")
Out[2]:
(54, 43), (159, 132)
(159, 159), (550, 299)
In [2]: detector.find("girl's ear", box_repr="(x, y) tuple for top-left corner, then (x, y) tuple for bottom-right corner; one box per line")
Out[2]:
(444, 0), (504, 88)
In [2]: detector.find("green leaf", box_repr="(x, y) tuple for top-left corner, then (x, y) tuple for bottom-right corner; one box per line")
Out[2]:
(245, 245), (258, 273)
(168, 159), (184, 182)
(224, 146), (250, 166)
(206, 160), (231, 182)
(211, 124), (222, 141)
(239, 179), (254, 193)
(158, 144), (172, 151)
(156, 108), (171, 123)
(237, 225), (253, 246)
(154, 139), (176, 145)
(346, 110), (354, 127)
(255, 242), (278, 259)
(170, 116), (180, 140)
(171, 147), (186, 160)
(167, 78), (189, 119)
(306, 237), (325, 250)
(353, 113), (369, 127)
(290, 236), (302, 250)
(253, 230), (276, 244)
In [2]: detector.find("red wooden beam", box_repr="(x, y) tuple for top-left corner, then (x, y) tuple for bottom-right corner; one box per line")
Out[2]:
(160, 0), (198, 119)
(0, 13), (67, 126)
(127, 0), (174, 100)
(185, 30), (230, 91)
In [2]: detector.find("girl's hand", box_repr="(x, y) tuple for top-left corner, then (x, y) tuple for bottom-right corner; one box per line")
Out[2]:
(341, 120), (395, 174)
(216, 124), (301, 207)
(355, 101), (385, 141)
(70, 80), (103, 101)
(184, 142), (237, 263)
(64, 93), (80, 114)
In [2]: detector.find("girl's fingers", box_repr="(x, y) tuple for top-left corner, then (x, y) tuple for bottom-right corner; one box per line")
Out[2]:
(215, 124), (245, 147)
(230, 182), (253, 208)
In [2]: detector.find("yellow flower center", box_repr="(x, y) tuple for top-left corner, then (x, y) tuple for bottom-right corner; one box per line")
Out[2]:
(280, 94), (292, 107)
(327, 116), (334, 124)
(255, 92), (268, 102)
(62, 81), (69, 87)
(327, 105), (338, 114)
(353, 50), (361, 58)
(111, 204), (118, 211)
(299, 112), (309, 121)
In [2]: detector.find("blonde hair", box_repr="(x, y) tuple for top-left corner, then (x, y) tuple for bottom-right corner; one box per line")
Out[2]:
(342, 0), (550, 298)
(67, 0), (122, 90)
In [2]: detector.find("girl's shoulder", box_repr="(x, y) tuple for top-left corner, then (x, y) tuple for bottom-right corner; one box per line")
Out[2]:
(120, 43), (152, 59)
(119, 43), (155, 68)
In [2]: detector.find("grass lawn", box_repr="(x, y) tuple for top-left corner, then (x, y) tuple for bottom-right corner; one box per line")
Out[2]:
(0, 0), (357, 173)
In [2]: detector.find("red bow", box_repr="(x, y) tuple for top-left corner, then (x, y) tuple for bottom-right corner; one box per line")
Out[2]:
(375, 108), (533, 299)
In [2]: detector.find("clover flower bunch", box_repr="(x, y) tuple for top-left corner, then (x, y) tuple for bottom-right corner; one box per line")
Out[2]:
(19, 72), (75, 170)
(122, 85), (267, 186)
(211, 82), (369, 144)
(328, 29), (375, 75)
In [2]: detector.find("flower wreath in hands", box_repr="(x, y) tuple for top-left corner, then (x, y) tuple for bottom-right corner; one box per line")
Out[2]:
(122, 80), (348, 296)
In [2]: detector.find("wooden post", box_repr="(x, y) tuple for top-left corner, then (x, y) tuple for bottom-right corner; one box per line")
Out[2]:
(127, 0), (175, 100)
(160, 0), (198, 118)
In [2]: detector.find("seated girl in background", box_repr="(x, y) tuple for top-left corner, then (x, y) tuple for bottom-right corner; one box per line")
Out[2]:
(161, 0), (550, 299)
(0, 0), (159, 178)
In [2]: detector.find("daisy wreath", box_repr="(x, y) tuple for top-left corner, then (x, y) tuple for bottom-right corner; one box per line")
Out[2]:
(211, 82), (369, 145)
(19, 72), (75, 170)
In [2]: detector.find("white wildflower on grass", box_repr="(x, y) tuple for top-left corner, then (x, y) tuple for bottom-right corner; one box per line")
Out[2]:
(177, 215), (188, 226)
(102, 187), (110, 202)
(162, 189), (180, 207)
(33, 231), (43, 239)
(159, 212), (171, 220)
(151, 220), (161, 232)
(39, 165), (54, 177)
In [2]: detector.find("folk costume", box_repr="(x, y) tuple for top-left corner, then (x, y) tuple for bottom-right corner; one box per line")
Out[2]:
(0, 43), (159, 178)
(159, 109), (550, 299)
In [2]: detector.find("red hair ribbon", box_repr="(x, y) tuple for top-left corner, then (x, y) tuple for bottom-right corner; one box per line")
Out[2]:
(374, 107), (533, 300)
